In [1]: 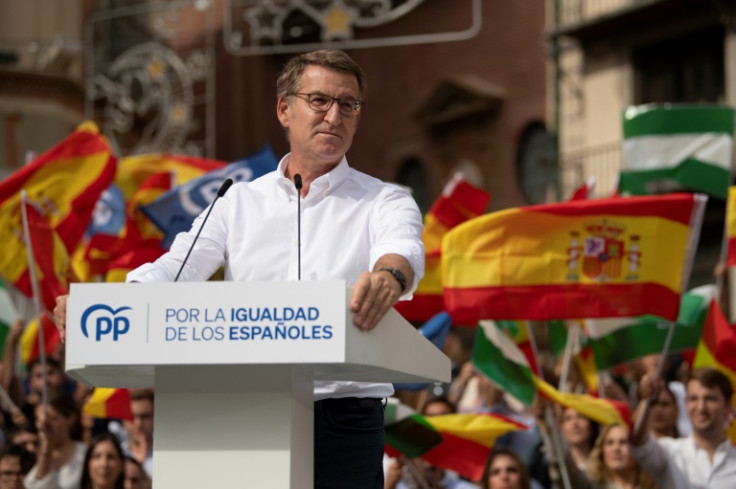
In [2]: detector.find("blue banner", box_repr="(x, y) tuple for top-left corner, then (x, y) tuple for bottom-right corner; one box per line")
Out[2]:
(141, 145), (279, 248)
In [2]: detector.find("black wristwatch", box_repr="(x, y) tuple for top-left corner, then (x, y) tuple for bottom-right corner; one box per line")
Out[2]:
(378, 267), (407, 293)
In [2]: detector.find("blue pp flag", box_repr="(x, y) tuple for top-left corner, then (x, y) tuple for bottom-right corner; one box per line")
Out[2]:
(141, 145), (279, 248)
(86, 184), (126, 238)
(393, 311), (452, 391)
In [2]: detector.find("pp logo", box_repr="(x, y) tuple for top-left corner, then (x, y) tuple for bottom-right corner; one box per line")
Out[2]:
(81, 304), (132, 341)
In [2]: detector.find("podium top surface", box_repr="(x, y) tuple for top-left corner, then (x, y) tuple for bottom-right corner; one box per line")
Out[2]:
(65, 281), (451, 388)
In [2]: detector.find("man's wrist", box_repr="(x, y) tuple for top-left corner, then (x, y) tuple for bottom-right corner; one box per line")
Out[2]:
(378, 267), (407, 293)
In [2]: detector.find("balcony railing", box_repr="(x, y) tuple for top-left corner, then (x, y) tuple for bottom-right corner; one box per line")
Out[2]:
(558, 0), (642, 28)
(559, 141), (623, 198)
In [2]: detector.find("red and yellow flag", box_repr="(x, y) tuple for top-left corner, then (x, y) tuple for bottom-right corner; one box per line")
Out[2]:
(20, 313), (61, 364)
(726, 186), (736, 267)
(84, 388), (133, 421)
(421, 413), (527, 482)
(693, 299), (736, 443)
(442, 194), (704, 323)
(0, 122), (116, 253)
(535, 377), (630, 427)
(396, 175), (489, 321)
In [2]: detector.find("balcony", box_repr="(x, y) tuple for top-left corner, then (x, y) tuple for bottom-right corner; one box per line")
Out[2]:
(559, 142), (622, 198)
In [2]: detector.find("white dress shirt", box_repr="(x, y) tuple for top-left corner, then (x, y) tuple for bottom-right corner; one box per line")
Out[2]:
(128, 154), (425, 400)
(632, 434), (736, 489)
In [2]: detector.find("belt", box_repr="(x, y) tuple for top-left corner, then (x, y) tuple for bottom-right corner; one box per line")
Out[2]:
(314, 397), (383, 411)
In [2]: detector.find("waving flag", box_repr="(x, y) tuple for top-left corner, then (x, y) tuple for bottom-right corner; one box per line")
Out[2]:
(384, 399), (443, 458)
(0, 121), (116, 253)
(84, 388), (133, 421)
(473, 321), (537, 406)
(20, 313), (61, 364)
(568, 176), (596, 201)
(619, 105), (734, 199)
(586, 284), (716, 371)
(442, 193), (705, 323)
(395, 175), (490, 322)
(421, 413), (527, 482)
(141, 145), (279, 248)
(535, 377), (630, 427)
(0, 282), (17, 355)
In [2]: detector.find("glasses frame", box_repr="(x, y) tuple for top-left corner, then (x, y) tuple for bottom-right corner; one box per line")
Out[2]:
(290, 92), (363, 117)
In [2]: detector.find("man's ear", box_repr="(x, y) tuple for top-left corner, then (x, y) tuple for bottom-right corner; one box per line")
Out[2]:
(276, 96), (290, 128)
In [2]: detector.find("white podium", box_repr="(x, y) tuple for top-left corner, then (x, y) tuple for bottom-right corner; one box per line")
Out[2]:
(65, 281), (450, 488)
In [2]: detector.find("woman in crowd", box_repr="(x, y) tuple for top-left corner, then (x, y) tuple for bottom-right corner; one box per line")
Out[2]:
(588, 424), (657, 489)
(80, 433), (124, 489)
(648, 384), (679, 439)
(559, 407), (597, 474)
(24, 393), (87, 489)
(123, 456), (149, 489)
(480, 448), (531, 489)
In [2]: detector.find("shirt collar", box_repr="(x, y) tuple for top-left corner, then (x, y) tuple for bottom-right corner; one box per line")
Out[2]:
(277, 153), (350, 199)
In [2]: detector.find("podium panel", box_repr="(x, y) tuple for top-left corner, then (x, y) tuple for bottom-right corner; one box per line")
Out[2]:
(65, 281), (450, 488)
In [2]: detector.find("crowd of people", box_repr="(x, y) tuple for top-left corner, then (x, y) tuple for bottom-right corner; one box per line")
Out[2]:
(0, 318), (151, 489)
(385, 340), (736, 489)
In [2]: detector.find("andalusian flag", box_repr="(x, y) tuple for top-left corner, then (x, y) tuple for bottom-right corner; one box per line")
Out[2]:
(442, 193), (705, 323)
(0, 282), (17, 356)
(586, 285), (716, 371)
(84, 388), (133, 421)
(619, 105), (734, 199)
(421, 413), (527, 482)
(472, 321), (537, 406)
(396, 174), (489, 321)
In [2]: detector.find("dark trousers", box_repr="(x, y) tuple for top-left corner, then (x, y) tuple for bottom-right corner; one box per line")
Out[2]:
(314, 397), (385, 489)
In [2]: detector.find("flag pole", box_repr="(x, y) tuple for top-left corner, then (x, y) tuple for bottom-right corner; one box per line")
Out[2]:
(557, 321), (576, 392)
(525, 323), (573, 489)
(632, 320), (676, 438)
(20, 191), (48, 410)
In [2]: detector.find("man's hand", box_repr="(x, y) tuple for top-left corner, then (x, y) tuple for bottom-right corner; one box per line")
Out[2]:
(53, 295), (69, 343)
(350, 270), (402, 331)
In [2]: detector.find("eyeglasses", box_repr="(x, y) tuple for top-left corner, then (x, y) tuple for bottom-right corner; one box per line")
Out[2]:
(290, 92), (362, 117)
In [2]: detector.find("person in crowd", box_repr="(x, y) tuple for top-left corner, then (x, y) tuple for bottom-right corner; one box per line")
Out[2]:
(24, 393), (86, 489)
(631, 366), (736, 488)
(648, 384), (680, 439)
(120, 390), (152, 479)
(7, 424), (39, 456)
(559, 406), (597, 476)
(480, 448), (531, 489)
(79, 433), (124, 489)
(122, 457), (149, 489)
(56, 48), (424, 489)
(0, 445), (35, 489)
(586, 424), (657, 489)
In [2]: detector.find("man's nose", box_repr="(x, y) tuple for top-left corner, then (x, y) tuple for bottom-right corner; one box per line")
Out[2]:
(323, 103), (342, 124)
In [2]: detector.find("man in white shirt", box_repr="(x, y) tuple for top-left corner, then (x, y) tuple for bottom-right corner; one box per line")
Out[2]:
(631, 367), (736, 488)
(55, 49), (424, 489)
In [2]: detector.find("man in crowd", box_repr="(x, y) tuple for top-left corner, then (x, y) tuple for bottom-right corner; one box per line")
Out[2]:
(0, 445), (35, 489)
(55, 49), (424, 488)
(631, 366), (736, 488)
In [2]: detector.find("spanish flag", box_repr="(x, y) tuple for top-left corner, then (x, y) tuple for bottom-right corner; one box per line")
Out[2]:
(535, 378), (630, 427)
(396, 175), (489, 322)
(0, 122), (115, 253)
(421, 413), (527, 482)
(693, 299), (736, 443)
(442, 193), (705, 323)
(84, 388), (133, 421)
(20, 313), (61, 364)
(726, 186), (736, 267)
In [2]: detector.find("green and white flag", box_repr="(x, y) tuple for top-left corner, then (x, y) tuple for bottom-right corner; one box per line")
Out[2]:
(384, 398), (443, 458)
(0, 282), (18, 356)
(620, 105), (734, 199)
(472, 321), (536, 406)
(586, 284), (716, 371)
